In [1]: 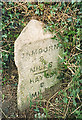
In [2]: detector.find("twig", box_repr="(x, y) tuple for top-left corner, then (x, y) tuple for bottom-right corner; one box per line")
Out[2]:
(31, 104), (44, 110)
(50, 108), (64, 115)
(46, 91), (59, 109)
(6, 6), (17, 10)
(52, 25), (67, 36)
(77, 93), (81, 102)
(76, 47), (82, 51)
(69, 104), (82, 116)
(58, 55), (75, 75)
(0, 108), (8, 118)
(49, 109), (55, 114)
(63, 97), (71, 118)
(0, 49), (10, 53)
(1, 21), (13, 30)
(46, 81), (73, 110)
(68, 52), (81, 63)
(18, 3), (28, 12)
(33, 99), (47, 102)
(67, 80), (73, 87)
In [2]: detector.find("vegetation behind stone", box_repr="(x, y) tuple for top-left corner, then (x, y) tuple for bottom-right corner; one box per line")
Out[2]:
(1, 2), (81, 119)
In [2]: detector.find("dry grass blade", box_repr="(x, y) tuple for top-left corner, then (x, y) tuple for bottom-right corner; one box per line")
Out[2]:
(63, 97), (71, 119)
(58, 55), (75, 75)
(46, 90), (59, 109)
(0, 108), (8, 118)
(69, 104), (82, 117)
(0, 49), (10, 53)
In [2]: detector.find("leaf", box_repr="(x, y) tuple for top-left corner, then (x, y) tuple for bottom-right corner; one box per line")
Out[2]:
(9, 2), (12, 5)
(30, 100), (33, 108)
(15, 83), (18, 86)
(67, 17), (72, 22)
(72, 0), (75, 4)
(73, 89), (77, 98)
(38, 113), (41, 118)
(39, 4), (44, 11)
(2, 34), (7, 38)
(43, 108), (48, 115)
(0, 69), (3, 74)
(77, 28), (80, 36)
(64, 64), (67, 69)
(63, 97), (68, 104)
(35, 9), (40, 15)
(33, 5), (37, 9)
(76, 88), (80, 94)
(73, 99), (77, 106)
(2, 94), (5, 100)
(34, 114), (37, 118)
(44, 71), (47, 77)
(63, 92), (67, 97)
(27, 3), (32, 9)
(34, 108), (39, 112)
(75, 110), (80, 115)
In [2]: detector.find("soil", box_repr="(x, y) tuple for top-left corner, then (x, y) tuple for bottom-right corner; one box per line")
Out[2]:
(2, 62), (26, 119)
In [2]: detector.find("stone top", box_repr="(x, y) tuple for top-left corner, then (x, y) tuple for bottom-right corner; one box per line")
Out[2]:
(14, 19), (53, 67)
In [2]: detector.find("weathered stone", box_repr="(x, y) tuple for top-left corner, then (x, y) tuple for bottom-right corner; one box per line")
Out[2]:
(14, 19), (60, 111)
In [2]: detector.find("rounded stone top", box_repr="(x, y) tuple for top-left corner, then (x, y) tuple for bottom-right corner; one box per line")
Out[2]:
(14, 19), (53, 67)
(21, 19), (52, 41)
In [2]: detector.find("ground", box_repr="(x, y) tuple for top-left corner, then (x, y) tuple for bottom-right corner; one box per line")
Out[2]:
(2, 61), (65, 119)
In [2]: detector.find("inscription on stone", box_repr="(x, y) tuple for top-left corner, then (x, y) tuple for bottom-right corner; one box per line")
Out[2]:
(18, 39), (59, 107)
(14, 19), (60, 111)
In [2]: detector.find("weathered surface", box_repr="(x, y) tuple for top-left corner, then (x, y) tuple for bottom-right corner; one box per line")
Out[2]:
(14, 19), (60, 111)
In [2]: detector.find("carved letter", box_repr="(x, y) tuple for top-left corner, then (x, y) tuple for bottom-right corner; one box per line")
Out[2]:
(43, 47), (48, 52)
(39, 48), (43, 54)
(40, 82), (44, 87)
(49, 45), (53, 51)
(32, 49), (37, 55)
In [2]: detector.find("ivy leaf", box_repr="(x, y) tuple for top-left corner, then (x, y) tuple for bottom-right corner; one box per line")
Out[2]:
(2, 34), (7, 38)
(2, 94), (5, 100)
(63, 97), (68, 104)
(27, 3), (32, 9)
(34, 108), (39, 112)
(39, 4), (44, 11)
(73, 98), (77, 106)
(0, 69), (3, 74)
(35, 9), (40, 15)
(67, 17), (72, 22)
